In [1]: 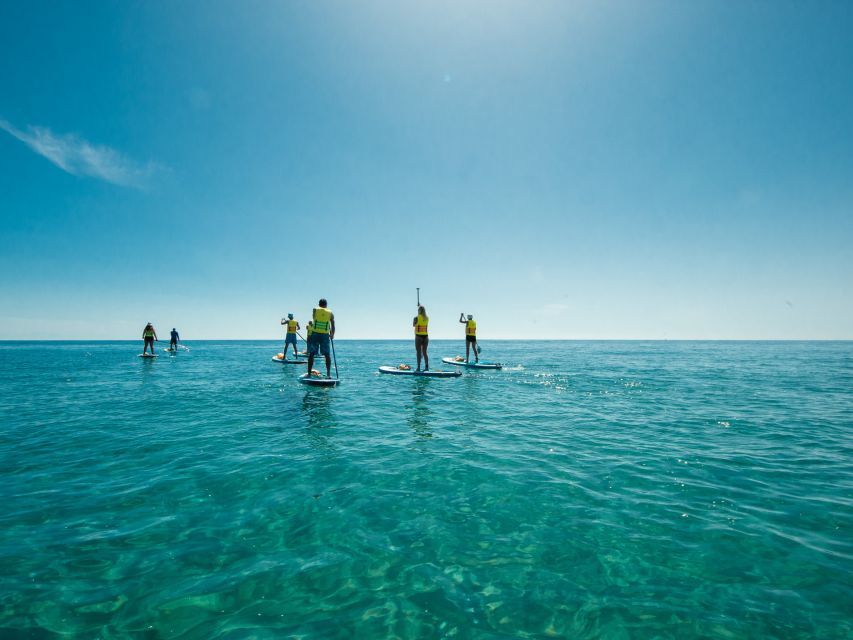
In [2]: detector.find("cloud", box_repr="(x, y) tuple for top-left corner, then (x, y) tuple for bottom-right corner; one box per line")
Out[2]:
(0, 117), (158, 188)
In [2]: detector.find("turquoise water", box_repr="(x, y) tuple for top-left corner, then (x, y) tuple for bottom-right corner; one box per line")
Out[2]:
(1, 340), (851, 639)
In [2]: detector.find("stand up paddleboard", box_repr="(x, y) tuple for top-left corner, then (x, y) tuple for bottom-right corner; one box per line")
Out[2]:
(272, 354), (308, 364)
(139, 353), (158, 358)
(299, 373), (339, 386)
(378, 366), (461, 378)
(442, 357), (502, 370)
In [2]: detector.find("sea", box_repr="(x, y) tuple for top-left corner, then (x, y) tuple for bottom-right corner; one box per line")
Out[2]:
(0, 340), (851, 639)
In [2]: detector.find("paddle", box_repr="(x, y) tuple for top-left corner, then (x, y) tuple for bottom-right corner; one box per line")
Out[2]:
(331, 336), (339, 380)
(295, 330), (307, 356)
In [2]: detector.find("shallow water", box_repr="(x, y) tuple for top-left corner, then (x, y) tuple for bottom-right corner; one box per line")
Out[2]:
(1, 340), (851, 638)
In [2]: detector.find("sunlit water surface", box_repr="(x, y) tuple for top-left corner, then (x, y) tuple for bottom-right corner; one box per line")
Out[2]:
(1, 340), (851, 638)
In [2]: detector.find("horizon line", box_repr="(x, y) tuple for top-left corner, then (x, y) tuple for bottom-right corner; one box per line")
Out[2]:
(1, 338), (851, 343)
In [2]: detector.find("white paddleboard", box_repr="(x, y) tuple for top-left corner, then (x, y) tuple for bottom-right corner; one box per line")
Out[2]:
(378, 366), (461, 378)
(272, 354), (308, 364)
(139, 353), (158, 358)
(299, 373), (339, 386)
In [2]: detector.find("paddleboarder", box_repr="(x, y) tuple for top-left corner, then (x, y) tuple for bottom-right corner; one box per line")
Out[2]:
(142, 323), (158, 354)
(413, 305), (429, 371)
(169, 327), (180, 351)
(307, 299), (335, 379)
(281, 313), (300, 360)
(459, 313), (478, 363)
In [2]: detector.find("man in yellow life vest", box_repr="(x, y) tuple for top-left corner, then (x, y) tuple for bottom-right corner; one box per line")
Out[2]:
(459, 313), (479, 363)
(413, 305), (430, 371)
(280, 313), (300, 360)
(307, 298), (335, 378)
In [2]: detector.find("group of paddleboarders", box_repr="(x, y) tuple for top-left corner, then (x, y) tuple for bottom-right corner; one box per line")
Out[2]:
(280, 299), (336, 379)
(411, 307), (479, 371)
(141, 323), (181, 354)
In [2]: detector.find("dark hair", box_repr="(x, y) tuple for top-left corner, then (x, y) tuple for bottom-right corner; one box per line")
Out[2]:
(319, 298), (327, 307)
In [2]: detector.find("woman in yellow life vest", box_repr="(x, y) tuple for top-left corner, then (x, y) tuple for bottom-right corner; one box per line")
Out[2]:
(307, 298), (335, 379)
(280, 313), (301, 359)
(141, 322), (158, 354)
(413, 305), (430, 371)
(459, 313), (478, 363)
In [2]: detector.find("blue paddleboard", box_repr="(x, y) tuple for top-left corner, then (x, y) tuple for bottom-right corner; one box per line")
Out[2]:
(442, 357), (502, 370)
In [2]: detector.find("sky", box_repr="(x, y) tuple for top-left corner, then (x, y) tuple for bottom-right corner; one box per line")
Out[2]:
(1, 0), (851, 340)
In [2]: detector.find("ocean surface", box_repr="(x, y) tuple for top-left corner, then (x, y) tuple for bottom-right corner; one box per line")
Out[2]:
(0, 340), (851, 639)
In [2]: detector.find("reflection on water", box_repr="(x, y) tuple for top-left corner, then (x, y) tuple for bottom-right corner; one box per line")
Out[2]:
(408, 378), (432, 439)
(301, 388), (336, 429)
(301, 389), (337, 454)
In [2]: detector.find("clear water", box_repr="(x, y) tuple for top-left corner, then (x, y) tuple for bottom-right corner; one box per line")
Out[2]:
(1, 340), (851, 639)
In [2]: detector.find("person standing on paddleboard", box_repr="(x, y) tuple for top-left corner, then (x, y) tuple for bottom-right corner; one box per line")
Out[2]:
(142, 323), (158, 354)
(414, 305), (429, 371)
(169, 328), (180, 351)
(281, 313), (300, 360)
(459, 313), (479, 363)
(307, 299), (335, 378)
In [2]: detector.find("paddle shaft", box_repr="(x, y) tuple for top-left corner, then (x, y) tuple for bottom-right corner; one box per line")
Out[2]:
(331, 337), (339, 379)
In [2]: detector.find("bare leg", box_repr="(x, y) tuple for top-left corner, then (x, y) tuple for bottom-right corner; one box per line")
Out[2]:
(307, 354), (314, 376)
(423, 336), (429, 371)
(465, 341), (470, 362)
(415, 338), (422, 371)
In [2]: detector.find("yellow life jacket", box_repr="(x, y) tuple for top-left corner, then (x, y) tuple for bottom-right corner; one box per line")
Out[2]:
(286, 319), (298, 334)
(307, 323), (314, 337)
(415, 314), (429, 336)
(143, 327), (154, 338)
(466, 320), (477, 336)
(313, 308), (332, 334)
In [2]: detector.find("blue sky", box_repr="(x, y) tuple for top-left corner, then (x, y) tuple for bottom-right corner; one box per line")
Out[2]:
(1, 0), (851, 339)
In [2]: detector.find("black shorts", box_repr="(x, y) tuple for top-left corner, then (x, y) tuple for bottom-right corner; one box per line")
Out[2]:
(415, 335), (429, 348)
(466, 335), (477, 343)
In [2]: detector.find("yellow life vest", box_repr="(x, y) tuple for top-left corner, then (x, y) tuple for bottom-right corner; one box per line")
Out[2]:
(313, 307), (332, 334)
(466, 320), (477, 336)
(415, 314), (429, 336)
(286, 319), (298, 334)
(307, 324), (313, 337)
(143, 328), (154, 338)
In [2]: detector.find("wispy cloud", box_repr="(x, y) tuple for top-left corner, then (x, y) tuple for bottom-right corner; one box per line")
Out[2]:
(0, 117), (158, 188)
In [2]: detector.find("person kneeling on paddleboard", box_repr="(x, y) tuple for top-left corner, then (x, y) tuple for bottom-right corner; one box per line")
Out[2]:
(459, 313), (478, 363)
(281, 313), (300, 360)
(307, 299), (335, 378)
(413, 306), (429, 371)
(142, 323), (158, 354)
(170, 328), (180, 351)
